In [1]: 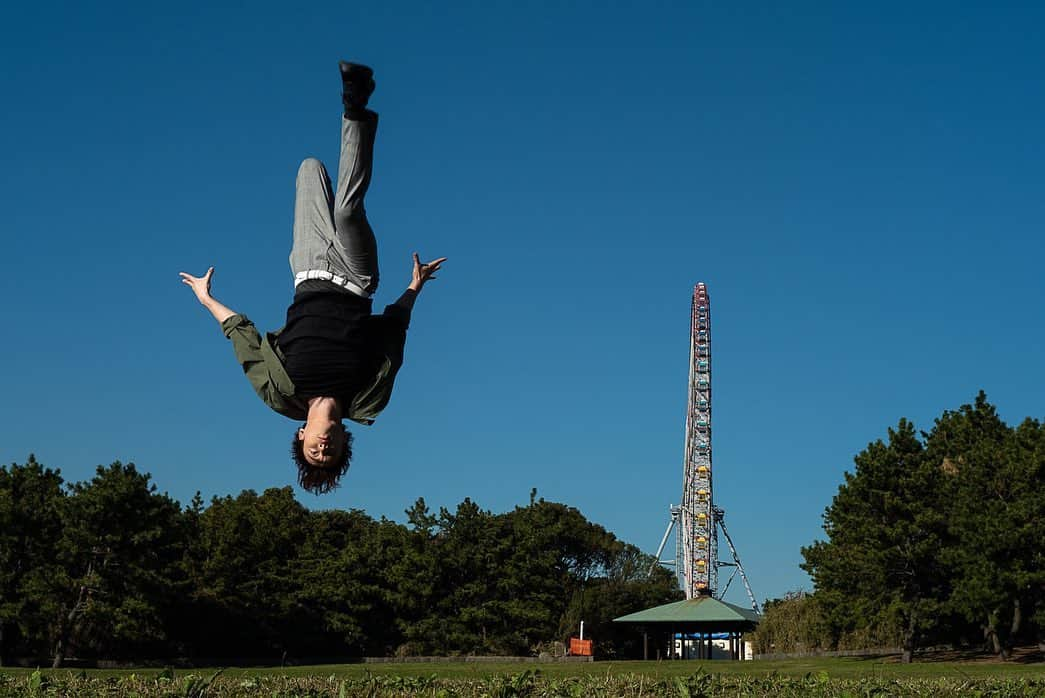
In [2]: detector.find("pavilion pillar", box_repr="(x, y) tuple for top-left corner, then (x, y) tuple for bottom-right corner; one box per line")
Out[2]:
(643, 631), (648, 660)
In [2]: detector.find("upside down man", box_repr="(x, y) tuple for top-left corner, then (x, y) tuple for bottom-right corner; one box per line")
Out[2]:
(180, 61), (446, 494)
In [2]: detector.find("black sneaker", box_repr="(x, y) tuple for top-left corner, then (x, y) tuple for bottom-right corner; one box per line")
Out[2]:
(339, 60), (375, 115)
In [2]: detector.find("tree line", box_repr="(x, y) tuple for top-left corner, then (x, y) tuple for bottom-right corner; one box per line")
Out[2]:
(0, 458), (680, 666)
(754, 392), (1045, 662)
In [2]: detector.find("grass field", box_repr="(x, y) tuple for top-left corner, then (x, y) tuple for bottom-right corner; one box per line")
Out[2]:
(6, 653), (1045, 679)
(4, 654), (1045, 696)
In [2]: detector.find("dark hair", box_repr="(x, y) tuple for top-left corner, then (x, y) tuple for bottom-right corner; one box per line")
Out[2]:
(291, 426), (353, 495)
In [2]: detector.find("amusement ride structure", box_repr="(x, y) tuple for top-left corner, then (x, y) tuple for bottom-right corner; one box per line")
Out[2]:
(651, 283), (759, 611)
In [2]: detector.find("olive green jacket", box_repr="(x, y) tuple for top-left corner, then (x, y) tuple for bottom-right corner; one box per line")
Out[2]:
(221, 312), (406, 425)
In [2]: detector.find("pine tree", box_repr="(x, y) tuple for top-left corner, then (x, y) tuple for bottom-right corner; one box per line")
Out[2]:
(802, 419), (950, 662)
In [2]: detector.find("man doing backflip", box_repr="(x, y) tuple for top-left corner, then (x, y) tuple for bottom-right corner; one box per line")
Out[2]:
(181, 62), (446, 494)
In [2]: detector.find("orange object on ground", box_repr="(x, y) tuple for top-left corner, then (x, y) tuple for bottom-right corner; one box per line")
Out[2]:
(569, 637), (593, 656)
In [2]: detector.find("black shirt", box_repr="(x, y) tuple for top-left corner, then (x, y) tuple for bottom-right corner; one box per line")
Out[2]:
(277, 288), (382, 403)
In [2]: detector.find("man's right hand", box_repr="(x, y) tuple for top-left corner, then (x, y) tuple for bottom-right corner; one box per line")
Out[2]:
(180, 267), (215, 305)
(179, 267), (238, 325)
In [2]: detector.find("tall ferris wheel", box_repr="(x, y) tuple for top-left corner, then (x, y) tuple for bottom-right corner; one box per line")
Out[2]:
(651, 283), (759, 611)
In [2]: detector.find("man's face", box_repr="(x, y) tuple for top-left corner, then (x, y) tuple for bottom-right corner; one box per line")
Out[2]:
(298, 419), (345, 467)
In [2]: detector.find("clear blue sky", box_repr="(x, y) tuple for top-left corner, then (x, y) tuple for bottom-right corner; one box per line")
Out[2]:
(3, 1), (1044, 607)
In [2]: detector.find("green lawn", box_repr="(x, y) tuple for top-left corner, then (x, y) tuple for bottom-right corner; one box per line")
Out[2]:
(4, 658), (1045, 697)
(4, 654), (1045, 679)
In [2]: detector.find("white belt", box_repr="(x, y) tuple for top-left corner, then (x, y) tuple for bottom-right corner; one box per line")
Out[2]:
(294, 270), (371, 298)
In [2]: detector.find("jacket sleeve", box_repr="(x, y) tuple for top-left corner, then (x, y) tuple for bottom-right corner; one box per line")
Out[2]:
(382, 302), (412, 330)
(348, 307), (409, 425)
(380, 304), (409, 363)
(221, 313), (278, 401)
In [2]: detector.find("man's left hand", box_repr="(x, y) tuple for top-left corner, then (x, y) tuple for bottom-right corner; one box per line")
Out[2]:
(409, 253), (447, 292)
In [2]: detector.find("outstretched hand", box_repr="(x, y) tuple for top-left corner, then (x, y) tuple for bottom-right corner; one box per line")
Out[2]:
(179, 266), (238, 325)
(409, 253), (447, 292)
(179, 267), (215, 305)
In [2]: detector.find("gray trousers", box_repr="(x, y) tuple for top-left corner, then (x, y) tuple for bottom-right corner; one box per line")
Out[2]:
(289, 114), (379, 297)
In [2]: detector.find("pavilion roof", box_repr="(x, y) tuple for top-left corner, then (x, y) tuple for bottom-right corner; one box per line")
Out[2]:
(613, 596), (761, 626)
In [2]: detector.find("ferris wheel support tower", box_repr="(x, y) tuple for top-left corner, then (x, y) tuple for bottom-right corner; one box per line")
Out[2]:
(650, 283), (759, 611)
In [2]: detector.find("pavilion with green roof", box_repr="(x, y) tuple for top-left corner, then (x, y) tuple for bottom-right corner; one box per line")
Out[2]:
(614, 594), (760, 660)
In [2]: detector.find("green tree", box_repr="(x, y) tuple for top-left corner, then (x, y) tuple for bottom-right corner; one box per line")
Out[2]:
(399, 498), (506, 654)
(387, 497), (442, 655)
(0, 456), (65, 662)
(500, 499), (613, 652)
(802, 418), (949, 662)
(559, 542), (682, 658)
(161, 491), (206, 658)
(293, 508), (405, 655)
(925, 393), (1044, 658)
(751, 591), (831, 654)
(1019, 419), (1045, 653)
(49, 462), (185, 666)
(389, 495), (660, 657)
(191, 487), (309, 658)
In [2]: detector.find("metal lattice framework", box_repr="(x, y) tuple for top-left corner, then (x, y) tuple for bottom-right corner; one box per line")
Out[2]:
(651, 283), (759, 612)
(679, 283), (714, 597)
